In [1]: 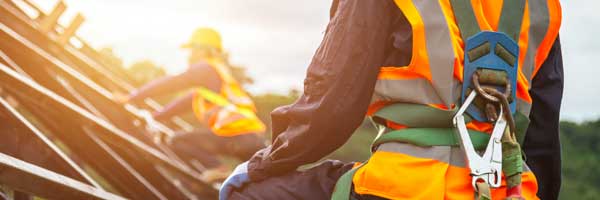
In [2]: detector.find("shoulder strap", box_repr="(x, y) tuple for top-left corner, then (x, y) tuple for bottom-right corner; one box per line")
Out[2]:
(451, 0), (527, 41)
(450, 0), (481, 41)
(497, 0), (527, 41)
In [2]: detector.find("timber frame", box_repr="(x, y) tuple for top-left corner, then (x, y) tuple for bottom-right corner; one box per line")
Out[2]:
(0, 0), (218, 199)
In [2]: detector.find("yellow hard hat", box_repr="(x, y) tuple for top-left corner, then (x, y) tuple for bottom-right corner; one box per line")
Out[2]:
(181, 27), (222, 51)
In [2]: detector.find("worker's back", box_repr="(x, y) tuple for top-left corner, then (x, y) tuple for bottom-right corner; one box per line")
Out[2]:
(186, 61), (222, 93)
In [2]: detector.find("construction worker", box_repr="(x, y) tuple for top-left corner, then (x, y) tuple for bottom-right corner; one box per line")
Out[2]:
(220, 0), (563, 200)
(120, 27), (266, 179)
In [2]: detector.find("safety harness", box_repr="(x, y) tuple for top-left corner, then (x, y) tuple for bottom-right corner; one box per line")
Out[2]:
(453, 0), (525, 198)
(331, 0), (527, 199)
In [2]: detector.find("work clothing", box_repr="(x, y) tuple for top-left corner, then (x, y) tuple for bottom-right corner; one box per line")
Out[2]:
(522, 37), (564, 200)
(127, 62), (221, 105)
(131, 63), (221, 121)
(220, 162), (251, 200)
(128, 59), (266, 167)
(238, 0), (563, 199)
(240, 0), (564, 199)
(128, 59), (265, 137)
(348, 0), (561, 198)
(191, 58), (266, 137)
(230, 160), (355, 200)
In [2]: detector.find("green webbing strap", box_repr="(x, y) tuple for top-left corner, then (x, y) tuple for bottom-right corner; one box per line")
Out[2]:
(450, 0), (481, 41)
(451, 0), (527, 41)
(331, 127), (491, 200)
(497, 0), (527, 41)
(476, 182), (492, 200)
(331, 164), (364, 200)
(373, 103), (472, 128)
(374, 103), (530, 147)
(502, 124), (524, 189)
(513, 112), (529, 146)
(372, 128), (491, 150)
(333, 104), (530, 200)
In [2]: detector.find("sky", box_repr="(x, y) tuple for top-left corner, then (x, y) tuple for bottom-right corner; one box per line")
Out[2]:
(29, 0), (599, 122)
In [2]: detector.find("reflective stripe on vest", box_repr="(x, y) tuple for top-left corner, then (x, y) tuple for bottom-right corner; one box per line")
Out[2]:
(369, 0), (561, 118)
(192, 58), (266, 136)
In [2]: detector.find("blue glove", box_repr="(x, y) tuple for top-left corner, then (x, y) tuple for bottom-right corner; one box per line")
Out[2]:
(219, 162), (250, 200)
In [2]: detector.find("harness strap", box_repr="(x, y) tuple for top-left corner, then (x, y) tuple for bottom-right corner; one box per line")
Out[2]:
(373, 103), (471, 128)
(497, 0), (527, 41)
(450, 0), (480, 40)
(372, 128), (490, 151)
(331, 127), (491, 200)
(331, 164), (364, 200)
(476, 182), (492, 200)
(450, 0), (527, 42)
(332, 103), (530, 200)
(373, 103), (530, 145)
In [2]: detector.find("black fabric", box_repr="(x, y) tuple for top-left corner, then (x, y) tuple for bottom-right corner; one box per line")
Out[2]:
(523, 37), (564, 200)
(247, 0), (410, 182)
(230, 160), (389, 200)
(230, 160), (354, 200)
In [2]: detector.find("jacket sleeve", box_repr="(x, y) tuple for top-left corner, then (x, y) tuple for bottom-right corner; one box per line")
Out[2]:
(127, 62), (220, 103)
(127, 73), (194, 103)
(522, 36), (564, 200)
(247, 0), (398, 181)
(152, 92), (194, 121)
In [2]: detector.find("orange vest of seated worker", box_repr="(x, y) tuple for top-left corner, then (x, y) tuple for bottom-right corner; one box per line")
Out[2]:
(183, 28), (265, 137)
(351, 0), (561, 199)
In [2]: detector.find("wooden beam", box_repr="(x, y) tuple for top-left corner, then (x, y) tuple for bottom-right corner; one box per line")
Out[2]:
(17, 0), (46, 17)
(38, 1), (66, 34)
(0, 96), (103, 189)
(0, 152), (125, 200)
(57, 13), (84, 46)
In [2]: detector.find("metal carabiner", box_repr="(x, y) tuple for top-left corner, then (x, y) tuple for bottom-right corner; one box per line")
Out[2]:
(454, 91), (506, 190)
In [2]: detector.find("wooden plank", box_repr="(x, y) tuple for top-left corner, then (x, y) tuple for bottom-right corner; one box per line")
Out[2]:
(0, 96), (102, 188)
(0, 68), (169, 199)
(0, 21), (210, 183)
(57, 13), (84, 46)
(0, 152), (125, 200)
(0, 2), (218, 198)
(0, 59), (217, 198)
(15, 0), (45, 17)
(38, 1), (65, 34)
(1, 0), (196, 134)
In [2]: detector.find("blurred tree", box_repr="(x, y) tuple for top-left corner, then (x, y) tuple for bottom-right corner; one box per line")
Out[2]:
(127, 60), (166, 87)
(559, 120), (600, 200)
(229, 64), (254, 87)
(98, 47), (124, 69)
(252, 88), (375, 162)
(251, 91), (299, 140)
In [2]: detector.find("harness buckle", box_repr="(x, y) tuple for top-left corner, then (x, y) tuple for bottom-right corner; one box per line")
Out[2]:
(460, 31), (519, 122)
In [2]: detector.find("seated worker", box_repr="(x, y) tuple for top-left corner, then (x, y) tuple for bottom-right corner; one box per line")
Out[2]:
(219, 0), (563, 200)
(121, 27), (266, 181)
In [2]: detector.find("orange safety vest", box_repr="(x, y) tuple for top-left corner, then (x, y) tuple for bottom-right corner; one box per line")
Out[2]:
(352, 0), (561, 199)
(191, 58), (266, 137)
